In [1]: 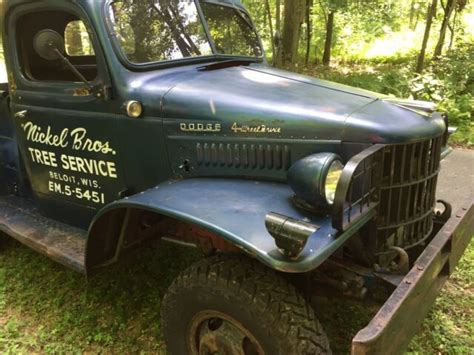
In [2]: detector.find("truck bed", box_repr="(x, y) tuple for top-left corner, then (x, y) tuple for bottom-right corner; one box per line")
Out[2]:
(0, 195), (86, 272)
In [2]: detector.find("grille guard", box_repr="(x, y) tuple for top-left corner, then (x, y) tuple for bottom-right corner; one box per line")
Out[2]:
(333, 137), (445, 264)
(333, 144), (385, 232)
(351, 198), (474, 354)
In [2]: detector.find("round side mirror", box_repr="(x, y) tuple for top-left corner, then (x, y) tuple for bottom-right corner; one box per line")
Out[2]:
(33, 29), (65, 61)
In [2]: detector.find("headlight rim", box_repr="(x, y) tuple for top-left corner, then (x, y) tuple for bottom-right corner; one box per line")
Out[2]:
(323, 158), (344, 206)
(287, 152), (345, 210)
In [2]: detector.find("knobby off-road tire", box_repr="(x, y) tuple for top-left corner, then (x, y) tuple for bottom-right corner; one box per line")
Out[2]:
(161, 254), (331, 355)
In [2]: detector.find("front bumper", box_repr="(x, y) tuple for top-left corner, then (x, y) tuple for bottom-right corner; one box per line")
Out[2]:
(351, 198), (474, 355)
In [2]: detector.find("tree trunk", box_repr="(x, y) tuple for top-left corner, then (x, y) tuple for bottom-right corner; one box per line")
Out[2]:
(282, 0), (303, 66)
(413, 8), (421, 30)
(416, 0), (438, 73)
(65, 21), (83, 56)
(305, 0), (313, 66)
(130, 1), (153, 62)
(409, 0), (416, 29)
(433, 0), (458, 57)
(322, 10), (334, 66)
(276, 0), (281, 34)
(448, 8), (458, 50)
(274, 0), (282, 66)
(264, 0), (275, 63)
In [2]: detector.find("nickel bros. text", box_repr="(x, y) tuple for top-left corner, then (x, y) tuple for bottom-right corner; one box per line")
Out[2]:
(21, 121), (119, 205)
(22, 121), (118, 179)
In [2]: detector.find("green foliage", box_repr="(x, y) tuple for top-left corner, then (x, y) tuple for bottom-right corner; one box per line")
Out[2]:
(410, 42), (473, 146)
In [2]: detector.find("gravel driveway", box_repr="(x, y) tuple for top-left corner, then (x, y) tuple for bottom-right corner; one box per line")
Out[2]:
(437, 149), (474, 212)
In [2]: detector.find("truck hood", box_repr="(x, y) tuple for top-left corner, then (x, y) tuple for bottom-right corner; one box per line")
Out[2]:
(161, 64), (445, 143)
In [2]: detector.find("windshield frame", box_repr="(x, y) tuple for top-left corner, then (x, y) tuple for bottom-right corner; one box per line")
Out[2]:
(104, 0), (265, 71)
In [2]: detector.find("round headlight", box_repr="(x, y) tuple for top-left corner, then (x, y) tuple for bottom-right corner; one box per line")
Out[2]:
(324, 160), (344, 205)
(287, 153), (345, 209)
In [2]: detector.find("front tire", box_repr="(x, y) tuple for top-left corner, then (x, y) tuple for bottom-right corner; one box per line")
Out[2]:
(161, 254), (331, 355)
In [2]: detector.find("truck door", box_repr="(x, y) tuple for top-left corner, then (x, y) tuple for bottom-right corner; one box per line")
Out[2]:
(6, 5), (125, 226)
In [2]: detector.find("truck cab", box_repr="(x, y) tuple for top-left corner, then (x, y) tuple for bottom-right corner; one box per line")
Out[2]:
(0, 1), (472, 354)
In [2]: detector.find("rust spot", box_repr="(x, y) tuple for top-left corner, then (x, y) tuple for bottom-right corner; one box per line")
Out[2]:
(158, 218), (240, 253)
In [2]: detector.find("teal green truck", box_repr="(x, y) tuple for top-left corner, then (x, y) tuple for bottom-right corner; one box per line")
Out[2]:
(0, 0), (472, 353)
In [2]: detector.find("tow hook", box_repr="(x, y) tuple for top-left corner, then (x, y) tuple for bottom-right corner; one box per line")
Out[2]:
(389, 246), (410, 274)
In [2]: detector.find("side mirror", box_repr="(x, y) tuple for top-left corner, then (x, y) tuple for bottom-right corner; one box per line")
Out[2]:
(32, 29), (98, 94)
(33, 29), (65, 61)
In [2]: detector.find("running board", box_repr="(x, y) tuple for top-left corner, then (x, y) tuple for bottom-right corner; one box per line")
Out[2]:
(0, 195), (86, 273)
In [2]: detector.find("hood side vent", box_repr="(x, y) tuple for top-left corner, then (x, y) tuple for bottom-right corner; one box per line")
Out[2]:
(196, 142), (291, 170)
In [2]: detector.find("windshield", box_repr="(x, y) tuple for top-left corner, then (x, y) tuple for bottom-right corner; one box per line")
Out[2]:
(108, 0), (263, 65)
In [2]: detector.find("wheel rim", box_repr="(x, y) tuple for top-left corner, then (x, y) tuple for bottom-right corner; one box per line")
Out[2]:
(188, 310), (265, 355)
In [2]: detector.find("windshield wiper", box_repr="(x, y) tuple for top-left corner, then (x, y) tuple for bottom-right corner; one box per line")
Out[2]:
(198, 58), (257, 71)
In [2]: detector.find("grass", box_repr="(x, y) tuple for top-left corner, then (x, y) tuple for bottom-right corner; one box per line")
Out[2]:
(1, 236), (473, 354)
(0, 239), (201, 354)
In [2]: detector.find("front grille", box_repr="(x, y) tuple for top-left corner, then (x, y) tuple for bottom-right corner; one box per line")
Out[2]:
(375, 135), (443, 255)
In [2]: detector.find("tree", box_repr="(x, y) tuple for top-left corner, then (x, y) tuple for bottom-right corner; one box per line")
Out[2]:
(264, 0), (276, 63)
(65, 21), (83, 56)
(322, 9), (335, 65)
(416, 0), (438, 73)
(409, 0), (417, 28)
(276, 0), (281, 35)
(433, 0), (459, 57)
(447, 0), (468, 50)
(305, 0), (313, 65)
(409, 1), (423, 30)
(274, 0), (282, 66)
(320, 0), (346, 66)
(281, 0), (305, 66)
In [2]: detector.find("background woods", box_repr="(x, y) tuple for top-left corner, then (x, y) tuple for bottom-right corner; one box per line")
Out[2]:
(243, 0), (474, 147)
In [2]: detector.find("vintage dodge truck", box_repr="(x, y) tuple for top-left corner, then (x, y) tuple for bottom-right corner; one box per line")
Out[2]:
(0, 0), (473, 353)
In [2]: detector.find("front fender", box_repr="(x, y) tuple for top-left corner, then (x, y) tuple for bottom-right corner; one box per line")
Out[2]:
(86, 178), (374, 274)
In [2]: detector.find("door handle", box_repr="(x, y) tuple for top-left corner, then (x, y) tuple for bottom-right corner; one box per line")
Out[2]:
(14, 110), (28, 119)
